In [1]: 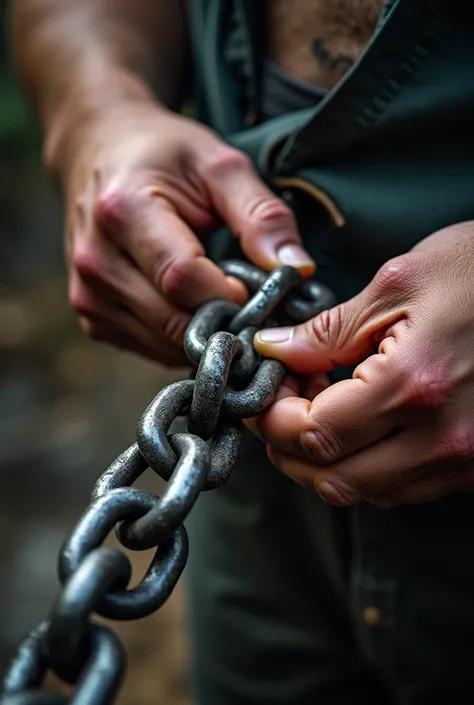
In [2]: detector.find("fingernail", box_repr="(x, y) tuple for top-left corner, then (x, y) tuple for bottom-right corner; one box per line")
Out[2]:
(277, 244), (315, 274)
(254, 327), (292, 345)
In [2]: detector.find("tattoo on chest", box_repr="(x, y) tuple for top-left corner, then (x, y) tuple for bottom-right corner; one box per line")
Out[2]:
(267, 0), (383, 88)
(311, 38), (355, 73)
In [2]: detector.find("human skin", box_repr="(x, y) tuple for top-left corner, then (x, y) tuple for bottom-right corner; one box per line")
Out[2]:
(11, 0), (315, 365)
(250, 223), (474, 508)
(15, 1), (474, 508)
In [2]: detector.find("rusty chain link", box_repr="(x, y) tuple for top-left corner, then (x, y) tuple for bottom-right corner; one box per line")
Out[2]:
(0, 260), (335, 705)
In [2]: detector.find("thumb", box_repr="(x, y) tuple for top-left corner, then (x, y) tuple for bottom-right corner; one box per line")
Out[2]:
(254, 286), (399, 374)
(205, 148), (315, 275)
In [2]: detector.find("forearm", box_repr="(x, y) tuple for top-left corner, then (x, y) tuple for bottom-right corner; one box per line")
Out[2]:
(11, 0), (188, 172)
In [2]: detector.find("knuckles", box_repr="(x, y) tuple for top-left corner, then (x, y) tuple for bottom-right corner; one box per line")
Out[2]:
(93, 180), (137, 233)
(92, 174), (161, 237)
(158, 256), (199, 302)
(372, 254), (422, 299)
(69, 278), (96, 318)
(201, 147), (253, 181)
(316, 480), (364, 507)
(433, 424), (474, 461)
(305, 306), (344, 349)
(200, 145), (296, 236)
(245, 194), (295, 234)
(396, 362), (454, 410)
(72, 241), (104, 282)
(89, 176), (204, 300)
(300, 423), (345, 465)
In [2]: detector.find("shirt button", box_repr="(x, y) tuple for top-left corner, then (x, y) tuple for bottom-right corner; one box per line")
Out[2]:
(362, 606), (394, 628)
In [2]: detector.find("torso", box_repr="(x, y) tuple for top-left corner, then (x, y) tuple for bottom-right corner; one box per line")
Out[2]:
(267, 0), (384, 90)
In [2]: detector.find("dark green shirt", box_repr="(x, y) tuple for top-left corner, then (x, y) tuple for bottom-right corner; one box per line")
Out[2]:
(187, 0), (474, 308)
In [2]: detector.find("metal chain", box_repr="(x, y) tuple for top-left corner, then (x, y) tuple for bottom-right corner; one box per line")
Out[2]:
(0, 260), (335, 705)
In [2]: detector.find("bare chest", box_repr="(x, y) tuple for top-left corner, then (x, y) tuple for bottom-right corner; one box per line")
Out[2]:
(267, 0), (384, 89)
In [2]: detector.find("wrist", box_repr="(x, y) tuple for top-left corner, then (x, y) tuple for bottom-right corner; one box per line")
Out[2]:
(44, 63), (164, 183)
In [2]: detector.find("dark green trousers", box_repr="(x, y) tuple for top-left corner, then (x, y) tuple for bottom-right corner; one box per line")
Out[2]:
(186, 431), (474, 704)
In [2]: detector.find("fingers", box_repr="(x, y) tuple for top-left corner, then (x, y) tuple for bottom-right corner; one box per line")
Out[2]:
(92, 176), (247, 310)
(69, 271), (189, 366)
(254, 256), (417, 374)
(268, 427), (474, 509)
(91, 255), (192, 348)
(251, 361), (400, 463)
(245, 372), (329, 437)
(370, 461), (474, 507)
(202, 148), (315, 274)
(244, 374), (300, 440)
(79, 315), (185, 365)
(79, 310), (188, 366)
(70, 217), (196, 351)
(302, 373), (331, 401)
(266, 427), (432, 507)
(253, 303), (379, 374)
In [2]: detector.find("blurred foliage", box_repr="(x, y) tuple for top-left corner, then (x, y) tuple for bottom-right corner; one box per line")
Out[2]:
(1, 1), (42, 161)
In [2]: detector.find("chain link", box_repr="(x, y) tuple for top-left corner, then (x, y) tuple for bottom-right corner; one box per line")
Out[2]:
(0, 261), (336, 705)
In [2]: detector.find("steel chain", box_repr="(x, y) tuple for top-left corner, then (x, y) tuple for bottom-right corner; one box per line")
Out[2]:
(0, 261), (335, 705)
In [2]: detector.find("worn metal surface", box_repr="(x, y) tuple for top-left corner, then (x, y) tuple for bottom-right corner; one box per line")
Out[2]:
(0, 260), (335, 705)
(221, 259), (337, 323)
(188, 332), (242, 440)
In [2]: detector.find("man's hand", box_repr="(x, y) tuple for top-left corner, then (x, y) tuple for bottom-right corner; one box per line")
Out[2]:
(63, 103), (314, 364)
(12, 0), (314, 365)
(250, 223), (474, 508)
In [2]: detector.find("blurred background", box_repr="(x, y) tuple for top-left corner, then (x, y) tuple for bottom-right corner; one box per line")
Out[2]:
(0, 2), (190, 702)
